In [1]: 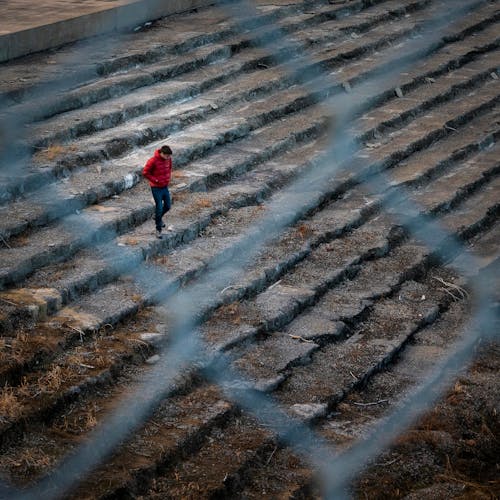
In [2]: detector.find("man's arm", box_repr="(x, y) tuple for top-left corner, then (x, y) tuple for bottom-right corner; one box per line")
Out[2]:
(142, 157), (157, 183)
(165, 157), (172, 186)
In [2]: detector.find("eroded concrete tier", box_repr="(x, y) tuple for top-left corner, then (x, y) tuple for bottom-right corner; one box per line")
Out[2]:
(0, 0), (498, 497)
(0, 0), (214, 62)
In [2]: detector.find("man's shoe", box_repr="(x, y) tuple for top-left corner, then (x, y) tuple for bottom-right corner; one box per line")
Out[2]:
(156, 230), (163, 239)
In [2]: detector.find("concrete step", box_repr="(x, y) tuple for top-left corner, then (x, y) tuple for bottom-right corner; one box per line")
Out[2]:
(101, 243), (492, 498)
(3, 39), (496, 243)
(0, 51), (497, 296)
(149, 223), (498, 500)
(0, 1), (498, 496)
(0, 136), (495, 455)
(0, 0), (318, 98)
(0, 0), (403, 118)
(0, 103), (496, 382)
(230, 275), (487, 498)
(27, 0), (432, 148)
(141, 413), (274, 500)
(1, 189), (491, 497)
(449, 223), (500, 282)
(0, 0), (497, 206)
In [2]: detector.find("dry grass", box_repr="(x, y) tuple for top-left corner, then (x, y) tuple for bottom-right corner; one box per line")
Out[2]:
(64, 340), (113, 372)
(65, 351), (88, 367)
(84, 408), (98, 430)
(34, 144), (78, 162)
(8, 233), (31, 248)
(3, 446), (54, 474)
(16, 376), (32, 398)
(0, 384), (23, 418)
(9, 330), (57, 370)
(213, 302), (242, 325)
(65, 351), (98, 373)
(91, 354), (110, 369)
(445, 380), (468, 406)
(15, 331), (31, 344)
(97, 323), (115, 337)
(418, 407), (448, 432)
(294, 223), (313, 239)
(172, 170), (189, 181)
(38, 365), (65, 394)
(123, 237), (140, 246)
(436, 454), (499, 499)
(394, 429), (446, 449)
(177, 195), (212, 216)
(173, 189), (190, 204)
(14, 330), (50, 353)
(153, 255), (170, 266)
(192, 196), (213, 209)
(55, 402), (101, 435)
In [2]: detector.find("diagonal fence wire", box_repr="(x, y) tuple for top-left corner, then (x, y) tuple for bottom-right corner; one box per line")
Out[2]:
(3, 0), (496, 486)
(0, 0), (498, 498)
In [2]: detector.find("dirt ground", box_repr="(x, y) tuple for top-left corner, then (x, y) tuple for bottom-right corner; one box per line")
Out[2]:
(353, 342), (500, 499)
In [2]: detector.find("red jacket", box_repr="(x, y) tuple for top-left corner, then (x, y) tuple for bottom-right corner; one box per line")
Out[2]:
(142, 150), (172, 187)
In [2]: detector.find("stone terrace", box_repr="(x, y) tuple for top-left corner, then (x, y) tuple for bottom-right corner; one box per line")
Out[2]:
(0, 0), (498, 498)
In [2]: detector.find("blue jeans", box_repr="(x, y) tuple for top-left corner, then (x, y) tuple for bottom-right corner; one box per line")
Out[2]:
(151, 186), (171, 231)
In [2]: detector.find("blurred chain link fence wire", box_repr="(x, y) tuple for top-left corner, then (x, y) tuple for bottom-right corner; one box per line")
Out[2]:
(0, 0), (498, 498)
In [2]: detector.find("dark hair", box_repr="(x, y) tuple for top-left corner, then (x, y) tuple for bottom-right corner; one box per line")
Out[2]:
(160, 145), (172, 155)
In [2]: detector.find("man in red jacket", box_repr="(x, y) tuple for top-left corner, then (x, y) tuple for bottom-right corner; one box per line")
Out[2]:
(142, 145), (173, 239)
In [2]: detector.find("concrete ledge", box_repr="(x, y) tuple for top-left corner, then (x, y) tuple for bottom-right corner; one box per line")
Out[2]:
(0, 0), (215, 63)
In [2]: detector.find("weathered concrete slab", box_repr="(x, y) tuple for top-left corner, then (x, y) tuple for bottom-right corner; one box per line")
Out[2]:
(0, 0), (214, 62)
